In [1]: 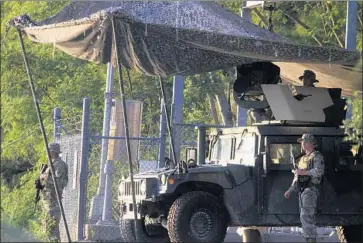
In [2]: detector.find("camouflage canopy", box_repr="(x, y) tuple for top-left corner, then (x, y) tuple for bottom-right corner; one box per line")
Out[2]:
(14, 1), (361, 76)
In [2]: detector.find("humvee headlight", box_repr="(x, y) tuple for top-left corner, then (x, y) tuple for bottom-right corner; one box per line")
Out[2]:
(140, 180), (146, 195)
(160, 174), (167, 185)
(168, 178), (175, 185)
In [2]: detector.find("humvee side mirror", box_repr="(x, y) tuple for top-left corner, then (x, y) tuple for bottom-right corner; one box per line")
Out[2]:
(185, 148), (197, 166)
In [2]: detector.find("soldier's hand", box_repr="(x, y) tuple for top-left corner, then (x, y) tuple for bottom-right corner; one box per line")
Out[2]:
(284, 190), (291, 199)
(39, 174), (47, 180)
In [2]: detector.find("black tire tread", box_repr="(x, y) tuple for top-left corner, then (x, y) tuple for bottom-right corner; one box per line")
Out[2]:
(119, 218), (137, 242)
(167, 191), (228, 243)
(119, 216), (169, 242)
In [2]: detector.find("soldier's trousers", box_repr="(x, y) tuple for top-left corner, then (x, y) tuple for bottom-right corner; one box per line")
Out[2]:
(42, 193), (62, 242)
(299, 187), (319, 239)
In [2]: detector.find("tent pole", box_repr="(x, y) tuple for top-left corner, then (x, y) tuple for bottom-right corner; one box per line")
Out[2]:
(15, 28), (71, 242)
(111, 16), (140, 240)
(158, 76), (179, 171)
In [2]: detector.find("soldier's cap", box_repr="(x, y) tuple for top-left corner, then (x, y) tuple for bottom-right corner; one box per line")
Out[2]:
(49, 142), (61, 154)
(297, 134), (317, 144)
(298, 70), (319, 83)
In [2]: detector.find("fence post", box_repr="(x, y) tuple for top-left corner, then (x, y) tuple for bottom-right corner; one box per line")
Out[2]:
(158, 98), (166, 168)
(53, 107), (61, 142)
(170, 75), (184, 163)
(77, 97), (90, 241)
(101, 160), (114, 222)
(89, 63), (114, 222)
(345, 0), (358, 50)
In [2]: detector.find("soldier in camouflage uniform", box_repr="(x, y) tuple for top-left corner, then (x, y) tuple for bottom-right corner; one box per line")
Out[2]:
(39, 143), (68, 242)
(284, 134), (325, 243)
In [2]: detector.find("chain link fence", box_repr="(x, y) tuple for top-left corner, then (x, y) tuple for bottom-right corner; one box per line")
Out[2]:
(55, 100), (203, 242)
(55, 115), (83, 242)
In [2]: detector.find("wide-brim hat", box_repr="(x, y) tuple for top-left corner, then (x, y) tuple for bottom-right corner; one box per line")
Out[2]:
(49, 142), (61, 154)
(298, 70), (319, 83)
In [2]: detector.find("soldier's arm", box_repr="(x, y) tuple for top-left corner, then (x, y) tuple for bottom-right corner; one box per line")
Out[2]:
(306, 153), (325, 178)
(287, 174), (298, 193)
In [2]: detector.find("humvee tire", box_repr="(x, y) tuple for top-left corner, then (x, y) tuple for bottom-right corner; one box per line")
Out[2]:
(241, 228), (262, 243)
(167, 191), (228, 242)
(336, 225), (363, 242)
(119, 218), (169, 242)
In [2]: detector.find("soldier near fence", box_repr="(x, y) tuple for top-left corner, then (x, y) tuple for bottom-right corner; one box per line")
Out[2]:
(284, 134), (325, 243)
(39, 142), (68, 242)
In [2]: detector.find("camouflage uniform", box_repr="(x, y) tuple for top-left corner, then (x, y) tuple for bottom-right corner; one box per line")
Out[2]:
(41, 143), (68, 242)
(287, 134), (324, 243)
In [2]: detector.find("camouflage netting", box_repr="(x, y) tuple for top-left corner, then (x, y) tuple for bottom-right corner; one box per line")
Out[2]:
(12, 1), (361, 76)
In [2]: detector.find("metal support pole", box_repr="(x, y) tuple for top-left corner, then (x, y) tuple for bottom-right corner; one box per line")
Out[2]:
(15, 27), (71, 243)
(159, 77), (178, 170)
(170, 75), (184, 162)
(77, 97), (90, 241)
(102, 160), (114, 222)
(89, 62), (114, 221)
(343, 0), (358, 121)
(53, 107), (61, 142)
(345, 0), (358, 50)
(196, 126), (206, 165)
(99, 63), (114, 194)
(158, 98), (167, 168)
(111, 16), (139, 240)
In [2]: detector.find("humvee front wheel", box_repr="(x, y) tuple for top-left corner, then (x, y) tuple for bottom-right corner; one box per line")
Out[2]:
(336, 224), (363, 242)
(119, 218), (170, 242)
(167, 191), (228, 243)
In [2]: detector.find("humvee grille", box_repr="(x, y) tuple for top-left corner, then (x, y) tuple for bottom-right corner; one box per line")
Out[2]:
(120, 180), (141, 196)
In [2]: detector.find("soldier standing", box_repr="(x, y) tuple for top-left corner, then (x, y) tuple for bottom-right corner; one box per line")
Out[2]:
(284, 134), (324, 243)
(39, 143), (68, 242)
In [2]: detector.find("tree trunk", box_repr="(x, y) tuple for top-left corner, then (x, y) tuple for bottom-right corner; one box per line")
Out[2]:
(215, 93), (234, 126)
(208, 93), (220, 125)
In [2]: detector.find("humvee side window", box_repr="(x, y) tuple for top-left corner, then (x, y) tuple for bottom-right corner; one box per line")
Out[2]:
(210, 138), (232, 162)
(235, 136), (256, 166)
(269, 143), (301, 165)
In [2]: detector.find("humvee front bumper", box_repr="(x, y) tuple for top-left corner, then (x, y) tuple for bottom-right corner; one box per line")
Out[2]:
(118, 177), (164, 218)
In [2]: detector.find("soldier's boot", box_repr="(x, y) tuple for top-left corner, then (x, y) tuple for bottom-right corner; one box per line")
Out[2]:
(306, 237), (317, 243)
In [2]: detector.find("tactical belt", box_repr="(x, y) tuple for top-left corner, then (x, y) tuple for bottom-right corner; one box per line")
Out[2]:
(297, 176), (318, 192)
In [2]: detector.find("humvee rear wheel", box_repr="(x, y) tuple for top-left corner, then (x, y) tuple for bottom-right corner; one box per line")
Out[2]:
(167, 191), (228, 243)
(119, 218), (170, 242)
(336, 224), (363, 242)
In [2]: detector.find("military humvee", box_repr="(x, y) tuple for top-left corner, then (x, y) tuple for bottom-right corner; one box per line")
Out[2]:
(118, 74), (362, 242)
